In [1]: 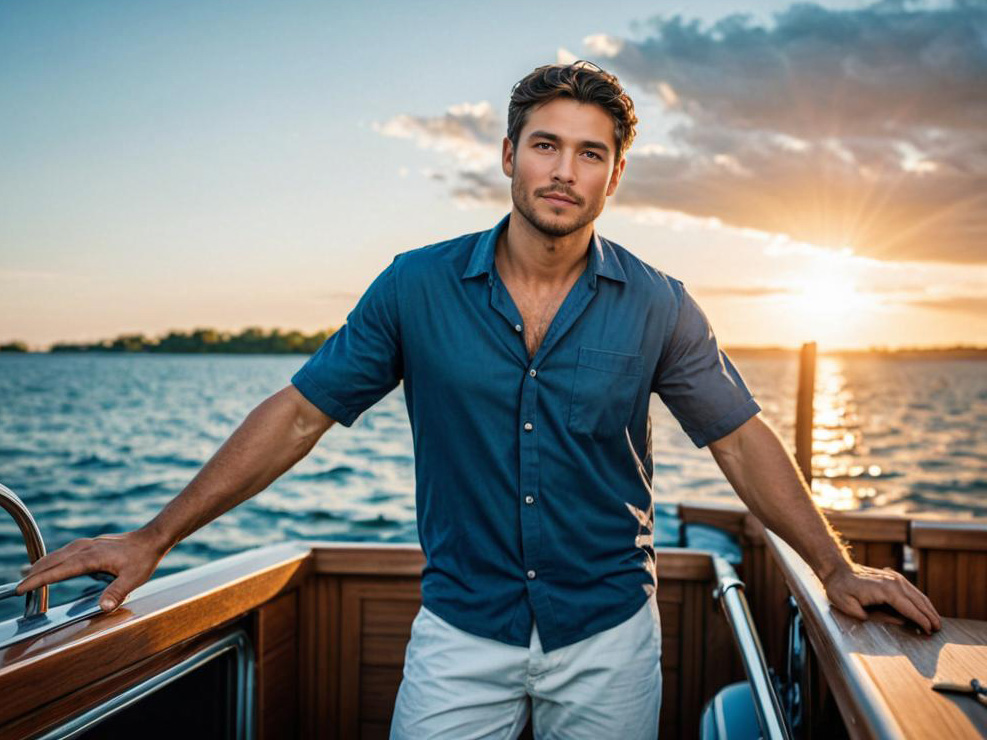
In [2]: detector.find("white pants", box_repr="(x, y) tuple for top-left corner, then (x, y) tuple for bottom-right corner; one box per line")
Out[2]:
(389, 597), (663, 739)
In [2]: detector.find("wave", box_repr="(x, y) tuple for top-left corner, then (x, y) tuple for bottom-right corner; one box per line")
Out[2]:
(142, 454), (203, 468)
(292, 466), (357, 482)
(121, 481), (170, 496)
(69, 454), (126, 470)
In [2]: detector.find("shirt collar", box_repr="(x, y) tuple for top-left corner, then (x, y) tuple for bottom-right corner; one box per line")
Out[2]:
(461, 213), (627, 286)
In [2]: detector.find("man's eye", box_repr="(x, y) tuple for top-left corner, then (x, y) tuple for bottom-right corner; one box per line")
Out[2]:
(584, 151), (601, 160)
(535, 142), (554, 150)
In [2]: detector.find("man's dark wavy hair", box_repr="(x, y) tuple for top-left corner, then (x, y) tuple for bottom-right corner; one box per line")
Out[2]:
(507, 61), (638, 162)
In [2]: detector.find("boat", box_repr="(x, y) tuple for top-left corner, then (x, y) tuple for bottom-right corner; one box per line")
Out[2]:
(2, 480), (985, 738)
(2, 344), (985, 738)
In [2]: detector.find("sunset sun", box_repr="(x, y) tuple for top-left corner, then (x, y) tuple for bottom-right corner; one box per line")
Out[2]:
(782, 264), (881, 342)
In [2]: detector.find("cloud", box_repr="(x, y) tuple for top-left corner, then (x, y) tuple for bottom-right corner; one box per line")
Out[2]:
(449, 170), (509, 208)
(595, 0), (987, 264)
(376, 1), (987, 261)
(693, 284), (797, 298)
(375, 101), (509, 208)
(374, 101), (501, 170)
(901, 294), (987, 315)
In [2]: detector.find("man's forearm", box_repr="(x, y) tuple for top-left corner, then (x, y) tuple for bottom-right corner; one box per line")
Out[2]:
(708, 415), (853, 580)
(141, 385), (334, 553)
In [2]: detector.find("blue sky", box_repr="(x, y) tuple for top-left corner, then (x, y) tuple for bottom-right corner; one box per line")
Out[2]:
(2, 0), (984, 349)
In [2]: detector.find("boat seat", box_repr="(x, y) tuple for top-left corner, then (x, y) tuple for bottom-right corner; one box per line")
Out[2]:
(700, 681), (760, 740)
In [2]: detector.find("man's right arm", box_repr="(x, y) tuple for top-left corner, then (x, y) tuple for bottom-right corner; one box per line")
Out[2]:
(16, 384), (334, 612)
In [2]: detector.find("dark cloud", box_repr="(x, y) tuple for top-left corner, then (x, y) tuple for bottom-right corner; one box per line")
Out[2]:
(592, 0), (987, 264)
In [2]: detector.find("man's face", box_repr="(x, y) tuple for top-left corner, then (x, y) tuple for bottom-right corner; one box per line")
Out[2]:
(503, 97), (626, 238)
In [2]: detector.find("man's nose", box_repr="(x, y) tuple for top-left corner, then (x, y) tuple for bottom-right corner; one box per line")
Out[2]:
(551, 153), (576, 185)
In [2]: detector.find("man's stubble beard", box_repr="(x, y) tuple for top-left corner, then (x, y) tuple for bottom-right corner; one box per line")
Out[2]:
(510, 174), (606, 239)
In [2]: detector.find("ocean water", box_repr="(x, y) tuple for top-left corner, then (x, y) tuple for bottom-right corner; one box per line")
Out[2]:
(0, 353), (984, 620)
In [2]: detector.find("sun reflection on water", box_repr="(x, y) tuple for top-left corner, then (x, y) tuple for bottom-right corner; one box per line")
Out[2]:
(809, 357), (886, 510)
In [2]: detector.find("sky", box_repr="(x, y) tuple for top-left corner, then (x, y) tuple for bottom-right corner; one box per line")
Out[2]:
(1, 0), (985, 350)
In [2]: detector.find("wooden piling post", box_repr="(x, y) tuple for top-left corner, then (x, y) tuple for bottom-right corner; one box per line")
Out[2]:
(795, 342), (817, 485)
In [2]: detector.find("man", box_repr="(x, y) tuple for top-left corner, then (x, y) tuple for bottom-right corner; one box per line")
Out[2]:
(19, 62), (941, 739)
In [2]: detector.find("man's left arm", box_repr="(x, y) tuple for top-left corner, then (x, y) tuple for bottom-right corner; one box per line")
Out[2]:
(708, 413), (942, 634)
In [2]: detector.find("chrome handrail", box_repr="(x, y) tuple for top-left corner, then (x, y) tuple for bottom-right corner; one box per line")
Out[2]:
(0, 482), (48, 617)
(712, 555), (792, 740)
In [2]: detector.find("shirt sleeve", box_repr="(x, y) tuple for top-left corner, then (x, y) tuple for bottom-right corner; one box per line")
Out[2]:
(652, 283), (760, 447)
(291, 257), (403, 427)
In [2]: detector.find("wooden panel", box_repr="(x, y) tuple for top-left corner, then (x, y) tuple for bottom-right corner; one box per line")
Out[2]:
(850, 541), (903, 571)
(956, 552), (987, 619)
(660, 636), (681, 671)
(911, 521), (987, 551)
(362, 633), (412, 666)
(360, 720), (393, 739)
(301, 546), (426, 740)
(257, 591), (298, 740)
(359, 664), (405, 718)
(678, 501), (747, 537)
(921, 550), (958, 617)
(658, 667), (679, 739)
(258, 589), (297, 652)
(362, 596), (421, 636)
(654, 548), (715, 581)
(656, 579), (683, 603)
(261, 639), (298, 739)
(338, 577), (422, 738)
(298, 571), (319, 739)
(678, 581), (707, 740)
(915, 523), (987, 620)
(656, 598), (681, 638)
(323, 575), (341, 740)
(312, 544), (426, 575)
(826, 512), (909, 543)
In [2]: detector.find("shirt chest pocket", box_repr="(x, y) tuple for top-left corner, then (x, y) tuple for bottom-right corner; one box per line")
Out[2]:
(568, 347), (644, 438)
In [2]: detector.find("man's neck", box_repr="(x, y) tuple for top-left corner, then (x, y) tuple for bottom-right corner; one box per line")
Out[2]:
(497, 207), (593, 287)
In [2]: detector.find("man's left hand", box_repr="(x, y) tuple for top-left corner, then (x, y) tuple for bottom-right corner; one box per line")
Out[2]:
(820, 562), (942, 634)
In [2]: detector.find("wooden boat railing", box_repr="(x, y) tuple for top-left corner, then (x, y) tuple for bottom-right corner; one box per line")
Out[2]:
(1, 503), (985, 739)
(765, 529), (987, 739)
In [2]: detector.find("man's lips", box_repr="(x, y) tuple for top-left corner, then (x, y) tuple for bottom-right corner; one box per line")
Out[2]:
(541, 193), (578, 206)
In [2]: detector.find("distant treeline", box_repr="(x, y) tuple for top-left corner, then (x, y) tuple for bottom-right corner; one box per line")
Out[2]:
(1, 334), (985, 358)
(44, 327), (336, 354)
(728, 345), (987, 361)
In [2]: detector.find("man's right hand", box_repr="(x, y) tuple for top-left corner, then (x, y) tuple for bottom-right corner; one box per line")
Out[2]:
(15, 527), (171, 613)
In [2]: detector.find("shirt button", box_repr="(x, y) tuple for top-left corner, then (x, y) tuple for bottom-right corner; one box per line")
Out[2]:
(525, 495), (535, 505)
(527, 570), (537, 580)
(523, 422), (533, 432)
(514, 324), (522, 332)
(529, 368), (537, 378)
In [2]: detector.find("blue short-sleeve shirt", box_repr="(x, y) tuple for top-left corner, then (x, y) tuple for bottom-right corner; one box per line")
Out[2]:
(292, 214), (760, 652)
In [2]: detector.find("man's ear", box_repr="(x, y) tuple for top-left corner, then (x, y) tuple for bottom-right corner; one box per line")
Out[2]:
(502, 137), (515, 178)
(606, 156), (626, 197)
